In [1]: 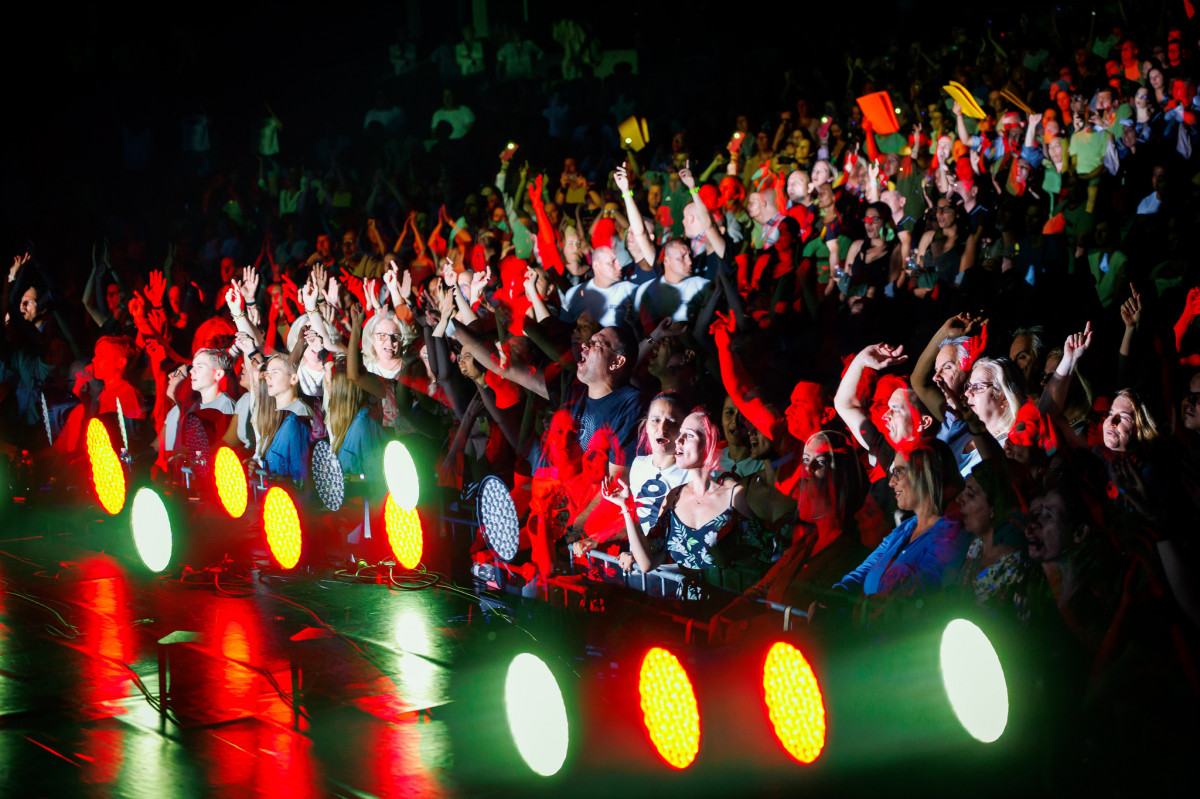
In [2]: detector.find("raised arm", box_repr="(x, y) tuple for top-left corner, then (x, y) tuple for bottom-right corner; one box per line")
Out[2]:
(529, 175), (565, 274)
(614, 163), (656, 268)
(836, 343), (909, 451)
(709, 311), (782, 441)
(678, 161), (726, 259)
(912, 314), (978, 423)
(346, 305), (386, 398)
(1039, 323), (1092, 420)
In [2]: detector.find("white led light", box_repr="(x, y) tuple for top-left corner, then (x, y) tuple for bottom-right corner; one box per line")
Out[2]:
(939, 619), (1009, 743)
(383, 440), (419, 511)
(505, 653), (569, 776)
(477, 476), (519, 562)
(131, 487), (172, 572)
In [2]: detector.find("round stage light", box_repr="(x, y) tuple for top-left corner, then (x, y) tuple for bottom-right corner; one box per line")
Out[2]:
(762, 641), (826, 764)
(384, 492), (423, 570)
(86, 417), (126, 515)
(504, 653), (570, 777)
(130, 487), (172, 572)
(182, 412), (212, 480)
(477, 475), (519, 562)
(262, 486), (303, 570)
(383, 440), (419, 511)
(311, 439), (345, 511)
(939, 619), (1009, 743)
(214, 447), (248, 518)
(637, 647), (700, 770)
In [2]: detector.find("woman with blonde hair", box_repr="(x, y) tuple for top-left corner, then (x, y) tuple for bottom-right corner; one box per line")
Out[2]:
(959, 357), (1025, 475)
(323, 358), (386, 476)
(255, 354), (312, 485)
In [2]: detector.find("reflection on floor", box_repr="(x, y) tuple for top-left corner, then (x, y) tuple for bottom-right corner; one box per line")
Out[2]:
(0, 523), (460, 798)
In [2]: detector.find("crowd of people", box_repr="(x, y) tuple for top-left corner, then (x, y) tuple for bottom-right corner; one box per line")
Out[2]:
(3, 6), (1198, 787)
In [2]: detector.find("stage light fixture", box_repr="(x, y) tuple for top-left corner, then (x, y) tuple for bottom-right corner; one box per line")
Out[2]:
(504, 653), (570, 777)
(383, 440), (419, 511)
(384, 493), (423, 569)
(214, 446), (248, 518)
(638, 647), (700, 770)
(130, 487), (173, 572)
(311, 439), (345, 511)
(762, 641), (826, 764)
(477, 475), (519, 562)
(263, 486), (303, 570)
(939, 619), (1008, 743)
(86, 417), (126, 515)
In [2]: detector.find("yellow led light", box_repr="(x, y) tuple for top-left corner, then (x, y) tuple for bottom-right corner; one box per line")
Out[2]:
(263, 486), (302, 569)
(384, 493), (423, 570)
(86, 418), (125, 515)
(638, 647), (700, 769)
(762, 642), (827, 764)
(214, 447), (248, 518)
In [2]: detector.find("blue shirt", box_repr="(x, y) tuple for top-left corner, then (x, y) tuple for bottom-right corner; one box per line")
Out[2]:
(336, 407), (387, 476)
(263, 412), (311, 485)
(835, 513), (969, 597)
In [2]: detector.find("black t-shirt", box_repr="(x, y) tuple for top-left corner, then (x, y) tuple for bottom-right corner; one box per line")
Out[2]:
(560, 382), (645, 467)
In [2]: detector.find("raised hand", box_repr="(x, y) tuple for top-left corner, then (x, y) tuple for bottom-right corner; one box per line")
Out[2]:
(523, 266), (541, 299)
(241, 266), (260, 304)
(1063, 322), (1092, 362)
(1120, 285), (1142, 329)
(226, 282), (244, 313)
(298, 277), (319, 313)
(127, 292), (145, 321)
(678, 160), (696, 190)
(363, 278), (380, 311)
(469, 267), (490, 304)
(146, 307), (168, 337)
(708, 309), (736, 340)
(440, 256), (457, 287)
(9, 252), (31, 281)
(614, 162), (631, 193)
(652, 316), (686, 341)
(145, 269), (166, 307)
(323, 276), (340, 309)
(859, 343), (907, 370)
(600, 476), (632, 507)
(399, 268), (412, 301)
(349, 303), (365, 330)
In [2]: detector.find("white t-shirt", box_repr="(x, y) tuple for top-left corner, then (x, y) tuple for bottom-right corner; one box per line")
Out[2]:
(234, 391), (253, 448)
(431, 106), (475, 140)
(497, 40), (542, 81)
(560, 279), (638, 328)
(162, 393), (236, 451)
(634, 276), (711, 324)
(629, 455), (691, 535)
(718, 449), (767, 479)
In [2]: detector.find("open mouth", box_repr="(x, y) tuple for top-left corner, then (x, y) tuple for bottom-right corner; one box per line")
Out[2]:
(655, 436), (669, 449)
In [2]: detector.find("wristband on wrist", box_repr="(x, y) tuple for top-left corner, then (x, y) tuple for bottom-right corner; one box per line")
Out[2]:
(231, 311), (246, 320)
(621, 190), (633, 199)
(688, 187), (700, 196)
(246, 300), (257, 307)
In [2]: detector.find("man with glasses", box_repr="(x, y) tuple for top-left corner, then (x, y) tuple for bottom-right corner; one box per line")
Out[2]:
(562, 325), (644, 480)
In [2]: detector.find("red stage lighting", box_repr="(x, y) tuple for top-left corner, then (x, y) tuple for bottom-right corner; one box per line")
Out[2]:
(262, 486), (302, 569)
(637, 647), (700, 769)
(214, 446), (248, 518)
(762, 641), (827, 764)
(86, 417), (125, 515)
(384, 492), (423, 570)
